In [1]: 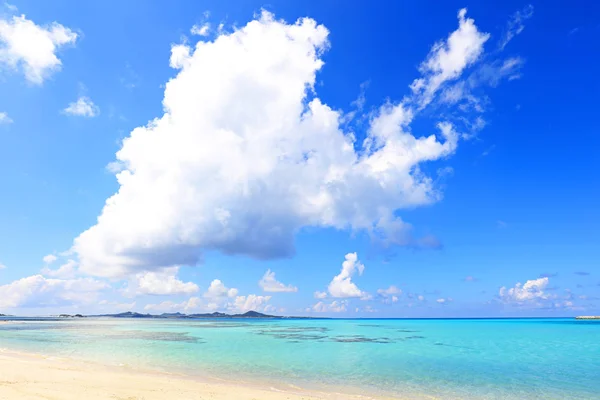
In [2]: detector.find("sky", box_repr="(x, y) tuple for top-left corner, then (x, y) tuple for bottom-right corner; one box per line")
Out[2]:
(0, 0), (598, 317)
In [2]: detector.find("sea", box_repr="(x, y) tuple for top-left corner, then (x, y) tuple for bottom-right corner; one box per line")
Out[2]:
(0, 317), (598, 399)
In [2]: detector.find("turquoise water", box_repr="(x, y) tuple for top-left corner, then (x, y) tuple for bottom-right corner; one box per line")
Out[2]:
(0, 318), (598, 399)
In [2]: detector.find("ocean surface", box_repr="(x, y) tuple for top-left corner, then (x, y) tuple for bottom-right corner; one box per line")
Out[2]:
(0, 317), (598, 399)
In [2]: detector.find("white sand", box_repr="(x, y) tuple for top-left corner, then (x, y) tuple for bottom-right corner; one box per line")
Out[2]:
(0, 348), (409, 400)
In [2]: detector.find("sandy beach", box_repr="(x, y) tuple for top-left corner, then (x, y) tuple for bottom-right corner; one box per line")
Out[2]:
(0, 348), (399, 400)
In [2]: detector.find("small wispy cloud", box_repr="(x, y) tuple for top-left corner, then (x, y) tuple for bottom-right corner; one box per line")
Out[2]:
(191, 10), (211, 36)
(497, 220), (508, 228)
(42, 254), (57, 264)
(0, 111), (13, 124)
(464, 276), (478, 282)
(498, 4), (534, 50)
(3, 2), (18, 12)
(351, 81), (369, 111)
(482, 144), (496, 157)
(377, 285), (401, 304)
(539, 272), (558, 278)
(120, 63), (140, 89)
(63, 96), (100, 117)
(258, 270), (298, 293)
(437, 6), (532, 132)
(191, 23), (210, 36)
(437, 166), (454, 178)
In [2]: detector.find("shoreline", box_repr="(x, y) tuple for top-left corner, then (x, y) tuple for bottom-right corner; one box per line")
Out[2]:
(0, 347), (406, 400)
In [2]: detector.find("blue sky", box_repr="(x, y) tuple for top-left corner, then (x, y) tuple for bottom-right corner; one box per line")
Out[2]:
(0, 0), (598, 317)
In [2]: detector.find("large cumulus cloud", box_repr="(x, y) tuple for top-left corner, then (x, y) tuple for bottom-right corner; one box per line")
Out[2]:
(74, 10), (488, 278)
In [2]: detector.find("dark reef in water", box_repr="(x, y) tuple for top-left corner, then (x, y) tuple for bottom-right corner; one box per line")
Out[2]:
(331, 335), (395, 344)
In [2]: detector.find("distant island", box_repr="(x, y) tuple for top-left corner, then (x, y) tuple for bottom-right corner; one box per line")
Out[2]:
(575, 316), (600, 320)
(91, 311), (308, 319)
(0, 311), (318, 320)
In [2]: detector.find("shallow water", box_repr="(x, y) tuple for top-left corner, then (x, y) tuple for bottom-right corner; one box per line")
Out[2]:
(1, 317), (598, 399)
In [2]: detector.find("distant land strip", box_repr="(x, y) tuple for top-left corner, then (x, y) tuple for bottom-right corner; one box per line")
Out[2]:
(63, 311), (318, 319)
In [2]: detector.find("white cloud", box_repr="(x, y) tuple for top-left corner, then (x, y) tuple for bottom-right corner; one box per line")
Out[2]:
(326, 252), (369, 299)
(377, 285), (401, 303)
(70, 10), (501, 278)
(195, 279), (241, 312)
(410, 8), (489, 108)
(63, 96), (99, 117)
(127, 267), (199, 296)
(351, 81), (369, 110)
(41, 259), (78, 279)
(191, 10), (211, 36)
(0, 14), (77, 84)
(0, 262), (6, 269)
(436, 297), (453, 304)
(312, 300), (347, 313)
(314, 290), (327, 299)
(499, 277), (551, 304)
(191, 23), (210, 37)
(0, 275), (108, 308)
(496, 282), (580, 311)
(472, 116), (486, 131)
(144, 300), (178, 312)
(42, 254), (57, 264)
(263, 304), (277, 314)
(143, 290), (271, 314)
(259, 269), (297, 293)
(204, 279), (238, 299)
(440, 82), (465, 104)
(377, 285), (401, 295)
(499, 4), (534, 50)
(99, 299), (136, 312)
(144, 297), (202, 313)
(168, 43), (190, 69)
(230, 294), (272, 313)
(0, 111), (12, 124)
(433, 8), (529, 131)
